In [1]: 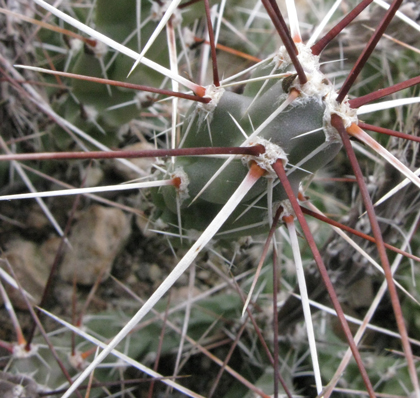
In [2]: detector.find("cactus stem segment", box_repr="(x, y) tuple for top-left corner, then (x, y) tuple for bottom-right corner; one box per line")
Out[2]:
(37, 308), (206, 397)
(247, 89), (300, 143)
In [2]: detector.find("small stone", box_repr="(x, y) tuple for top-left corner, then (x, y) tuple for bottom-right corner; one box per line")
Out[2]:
(347, 276), (373, 309)
(173, 286), (201, 302)
(148, 263), (162, 282)
(26, 205), (49, 230)
(60, 205), (131, 285)
(112, 142), (156, 181)
(39, 236), (62, 267)
(84, 166), (104, 187)
(1, 239), (50, 309)
(197, 270), (211, 282)
(136, 215), (167, 238)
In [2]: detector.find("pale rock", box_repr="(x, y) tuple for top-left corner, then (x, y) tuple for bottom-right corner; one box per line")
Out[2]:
(1, 239), (50, 309)
(172, 286), (201, 302)
(84, 166), (104, 187)
(112, 142), (156, 181)
(148, 263), (162, 283)
(26, 204), (50, 229)
(135, 214), (162, 237)
(39, 236), (62, 267)
(60, 205), (131, 285)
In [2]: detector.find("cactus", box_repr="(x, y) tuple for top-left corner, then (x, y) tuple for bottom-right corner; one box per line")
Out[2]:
(1, 0), (420, 397)
(156, 73), (341, 237)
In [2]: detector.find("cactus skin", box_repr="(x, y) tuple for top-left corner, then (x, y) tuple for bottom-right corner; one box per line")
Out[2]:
(156, 75), (342, 238)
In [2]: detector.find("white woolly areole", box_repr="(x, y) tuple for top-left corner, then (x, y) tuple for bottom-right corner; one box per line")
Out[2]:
(274, 43), (358, 141)
(70, 38), (83, 53)
(151, 0), (182, 27)
(194, 84), (226, 126)
(83, 105), (99, 122)
(323, 91), (358, 138)
(135, 91), (153, 108)
(276, 199), (295, 219)
(172, 168), (190, 203)
(182, 27), (196, 47)
(69, 352), (88, 370)
(198, 84), (225, 113)
(13, 385), (25, 397)
(242, 137), (288, 177)
(13, 343), (39, 359)
(273, 46), (293, 69)
(91, 40), (108, 58)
